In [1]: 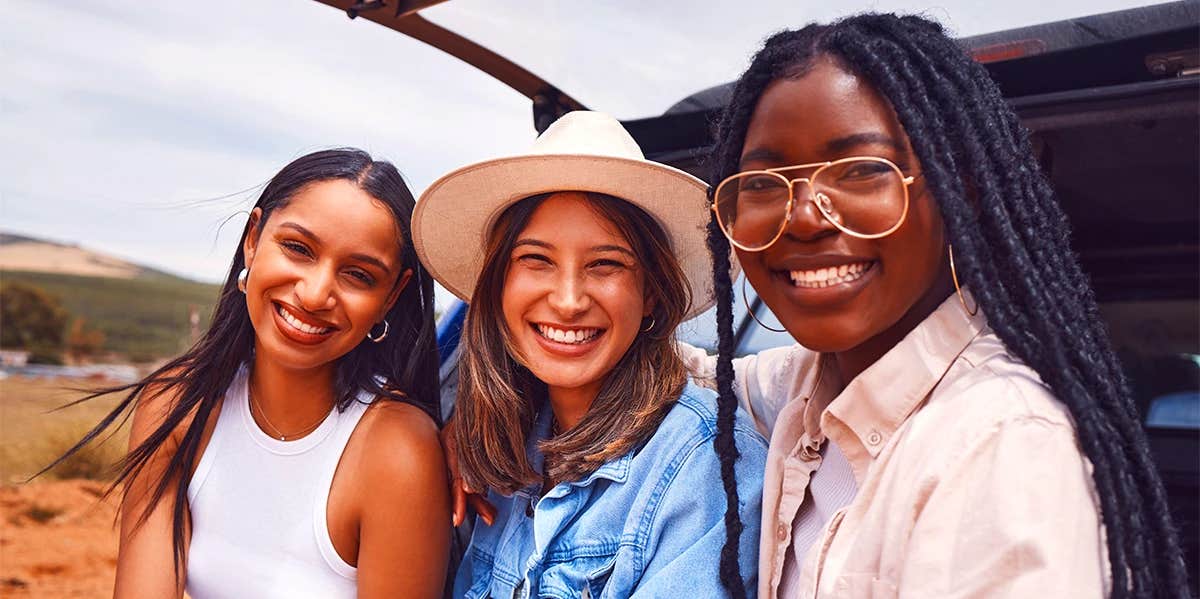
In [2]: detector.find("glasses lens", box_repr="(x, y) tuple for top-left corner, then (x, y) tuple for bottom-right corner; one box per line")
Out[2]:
(811, 159), (907, 236)
(715, 172), (790, 249)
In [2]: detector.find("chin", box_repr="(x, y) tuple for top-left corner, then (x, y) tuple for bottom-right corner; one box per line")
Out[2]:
(783, 315), (878, 354)
(527, 362), (597, 388)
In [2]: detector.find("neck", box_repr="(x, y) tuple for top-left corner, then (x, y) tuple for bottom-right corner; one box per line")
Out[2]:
(546, 379), (604, 432)
(833, 274), (955, 384)
(249, 350), (337, 433)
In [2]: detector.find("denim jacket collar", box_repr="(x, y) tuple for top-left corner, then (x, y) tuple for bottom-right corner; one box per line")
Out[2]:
(520, 400), (635, 501)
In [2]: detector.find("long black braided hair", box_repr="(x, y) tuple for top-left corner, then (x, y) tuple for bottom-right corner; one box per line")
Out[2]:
(705, 14), (1188, 599)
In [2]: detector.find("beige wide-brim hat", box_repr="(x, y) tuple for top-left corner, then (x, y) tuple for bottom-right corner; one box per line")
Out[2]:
(413, 110), (733, 320)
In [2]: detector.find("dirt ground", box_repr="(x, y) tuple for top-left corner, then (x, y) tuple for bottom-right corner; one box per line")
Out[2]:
(0, 479), (120, 598)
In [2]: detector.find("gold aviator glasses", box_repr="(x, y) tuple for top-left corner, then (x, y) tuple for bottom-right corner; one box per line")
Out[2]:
(712, 156), (916, 251)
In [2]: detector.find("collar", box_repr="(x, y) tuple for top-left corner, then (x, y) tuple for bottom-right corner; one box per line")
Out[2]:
(520, 401), (634, 500)
(820, 294), (988, 479)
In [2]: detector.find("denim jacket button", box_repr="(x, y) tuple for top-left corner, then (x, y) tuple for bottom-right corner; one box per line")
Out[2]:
(867, 430), (883, 446)
(776, 523), (789, 541)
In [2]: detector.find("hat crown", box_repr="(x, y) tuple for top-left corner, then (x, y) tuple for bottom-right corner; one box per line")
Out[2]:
(530, 111), (646, 160)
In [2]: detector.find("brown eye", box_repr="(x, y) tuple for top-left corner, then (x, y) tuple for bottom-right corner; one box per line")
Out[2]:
(516, 253), (551, 264)
(281, 241), (312, 257)
(346, 269), (375, 286)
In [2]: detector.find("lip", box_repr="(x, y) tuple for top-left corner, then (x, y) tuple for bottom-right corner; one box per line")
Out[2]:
(767, 257), (878, 307)
(271, 301), (338, 346)
(528, 322), (607, 358)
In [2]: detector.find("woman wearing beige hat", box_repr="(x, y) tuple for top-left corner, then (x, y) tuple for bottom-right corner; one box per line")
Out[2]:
(414, 111), (767, 598)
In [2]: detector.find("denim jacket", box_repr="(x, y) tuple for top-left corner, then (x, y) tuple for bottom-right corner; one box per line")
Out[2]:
(454, 383), (768, 599)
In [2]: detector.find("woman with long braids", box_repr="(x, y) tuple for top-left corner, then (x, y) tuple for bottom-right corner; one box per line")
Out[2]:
(417, 111), (766, 598)
(687, 13), (1188, 599)
(54, 149), (450, 598)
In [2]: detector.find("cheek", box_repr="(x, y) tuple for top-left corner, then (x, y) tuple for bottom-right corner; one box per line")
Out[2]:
(342, 290), (389, 330)
(734, 248), (773, 292)
(879, 196), (946, 292)
(598, 274), (647, 331)
(500, 269), (538, 329)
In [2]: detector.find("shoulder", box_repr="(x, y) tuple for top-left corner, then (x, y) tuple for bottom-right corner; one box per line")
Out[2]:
(901, 334), (1083, 466)
(356, 400), (444, 473)
(628, 385), (768, 493)
(129, 366), (205, 449)
(930, 333), (1075, 429)
(665, 383), (768, 450)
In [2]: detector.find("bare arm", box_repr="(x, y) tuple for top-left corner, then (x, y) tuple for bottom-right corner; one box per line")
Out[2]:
(356, 403), (452, 599)
(112, 387), (191, 599)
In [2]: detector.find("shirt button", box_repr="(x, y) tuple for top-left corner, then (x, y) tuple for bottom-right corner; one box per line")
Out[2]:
(867, 430), (883, 446)
(776, 523), (788, 541)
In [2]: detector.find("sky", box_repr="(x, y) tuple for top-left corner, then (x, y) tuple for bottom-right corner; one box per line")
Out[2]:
(1, 0), (1164, 310)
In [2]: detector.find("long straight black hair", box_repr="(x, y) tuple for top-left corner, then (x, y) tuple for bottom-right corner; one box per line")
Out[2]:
(47, 148), (441, 579)
(705, 14), (1188, 599)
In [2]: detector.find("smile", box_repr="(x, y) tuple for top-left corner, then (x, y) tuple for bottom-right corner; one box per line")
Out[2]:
(533, 323), (605, 345)
(275, 302), (335, 336)
(789, 261), (873, 288)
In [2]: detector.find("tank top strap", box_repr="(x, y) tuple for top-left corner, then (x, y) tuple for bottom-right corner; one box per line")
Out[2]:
(188, 364), (249, 504)
(311, 390), (375, 579)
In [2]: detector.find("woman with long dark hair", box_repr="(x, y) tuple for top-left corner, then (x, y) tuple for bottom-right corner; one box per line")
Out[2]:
(687, 13), (1188, 599)
(55, 148), (450, 598)
(416, 111), (766, 598)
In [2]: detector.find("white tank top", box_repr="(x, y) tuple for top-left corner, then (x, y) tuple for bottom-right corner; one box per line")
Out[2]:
(186, 366), (370, 599)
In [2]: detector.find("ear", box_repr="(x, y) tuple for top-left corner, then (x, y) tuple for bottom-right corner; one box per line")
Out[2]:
(242, 208), (265, 268)
(642, 286), (658, 319)
(383, 268), (413, 317)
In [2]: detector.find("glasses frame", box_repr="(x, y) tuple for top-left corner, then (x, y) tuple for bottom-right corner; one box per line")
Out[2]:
(712, 156), (916, 252)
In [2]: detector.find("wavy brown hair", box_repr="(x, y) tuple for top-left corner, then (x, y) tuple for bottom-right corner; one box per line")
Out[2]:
(455, 192), (691, 494)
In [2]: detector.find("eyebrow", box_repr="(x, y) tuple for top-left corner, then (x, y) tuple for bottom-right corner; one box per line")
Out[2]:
(739, 132), (906, 168)
(514, 238), (636, 258)
(278, 221), (393, 274)
(824, 132), (906, 155)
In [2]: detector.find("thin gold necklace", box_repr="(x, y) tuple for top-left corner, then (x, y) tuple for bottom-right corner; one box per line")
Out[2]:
(248, 386), (330, 441)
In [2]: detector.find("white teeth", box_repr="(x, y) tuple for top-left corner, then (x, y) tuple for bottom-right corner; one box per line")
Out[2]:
(277, 305), (332, 335)
(788, 262), (873, 289)
(536, 324), (601, 345)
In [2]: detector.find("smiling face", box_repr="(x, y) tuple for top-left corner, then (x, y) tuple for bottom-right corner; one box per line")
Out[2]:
(736, 57), (953, 359)
(242, 179), (410, 373)
(500, 192), (651, 400)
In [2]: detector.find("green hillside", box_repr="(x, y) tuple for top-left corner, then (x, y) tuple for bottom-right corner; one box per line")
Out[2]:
(1, 270), (221, 361)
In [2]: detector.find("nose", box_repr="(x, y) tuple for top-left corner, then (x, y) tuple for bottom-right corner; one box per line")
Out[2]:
(784, 178), (839, 241)
(546, 271), (591, 319)
(294, 266), (336, 312)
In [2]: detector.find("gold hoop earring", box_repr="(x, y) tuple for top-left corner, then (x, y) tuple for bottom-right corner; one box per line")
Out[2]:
(641, 316), (656, 333)
(367, 320), (389, 343)
(742, 277), (787, 333)
(948, 244), (979, 316)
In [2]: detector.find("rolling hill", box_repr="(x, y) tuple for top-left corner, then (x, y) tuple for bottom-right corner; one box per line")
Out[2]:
(1, 233), (221, 361)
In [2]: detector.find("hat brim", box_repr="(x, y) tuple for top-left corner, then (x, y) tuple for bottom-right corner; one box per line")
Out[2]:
(413, 154), (733, 321)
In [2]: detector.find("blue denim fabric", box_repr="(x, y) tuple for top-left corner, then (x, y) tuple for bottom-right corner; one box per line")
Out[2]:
(454, 382), (767, 598)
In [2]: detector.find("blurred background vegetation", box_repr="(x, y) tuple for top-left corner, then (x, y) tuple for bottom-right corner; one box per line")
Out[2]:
(2, 272), (218, 363)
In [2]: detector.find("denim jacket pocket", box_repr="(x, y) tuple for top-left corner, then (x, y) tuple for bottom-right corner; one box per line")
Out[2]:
(584, 556), (617, 599)
(539, 552), (618, 599)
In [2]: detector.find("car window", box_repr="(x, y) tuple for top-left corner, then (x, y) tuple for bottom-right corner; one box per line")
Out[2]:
(1103, 300), (1200, 430)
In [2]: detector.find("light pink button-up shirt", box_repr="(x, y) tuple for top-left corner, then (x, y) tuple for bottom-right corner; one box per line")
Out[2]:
(685, 295), (1109, 598)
